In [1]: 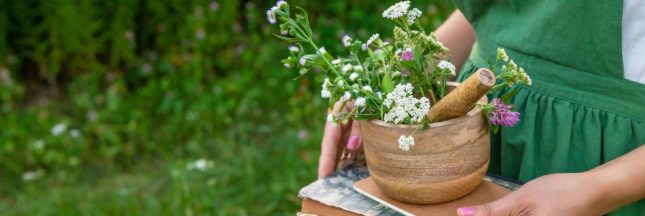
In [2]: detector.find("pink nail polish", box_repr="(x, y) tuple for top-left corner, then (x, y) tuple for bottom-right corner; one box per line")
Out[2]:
(347, 135), (360, 150)
(457, 207), (476, 216)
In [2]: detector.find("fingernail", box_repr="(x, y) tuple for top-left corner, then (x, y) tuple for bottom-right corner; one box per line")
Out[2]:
(457, 207), (476, 216)
(346, 135), (360, 151)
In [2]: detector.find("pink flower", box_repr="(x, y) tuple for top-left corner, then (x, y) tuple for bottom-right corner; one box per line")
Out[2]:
(488, 98), (520, 126)
(400, 48), (414, 61)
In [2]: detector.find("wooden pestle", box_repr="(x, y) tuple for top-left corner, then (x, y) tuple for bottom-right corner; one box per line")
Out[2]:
(427, 68), (496, 122)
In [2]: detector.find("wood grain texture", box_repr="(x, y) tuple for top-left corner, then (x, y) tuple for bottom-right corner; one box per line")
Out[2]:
(353, 177), (510, 216)
(360, 101), (490, 204)
(427, 68), (495, 123)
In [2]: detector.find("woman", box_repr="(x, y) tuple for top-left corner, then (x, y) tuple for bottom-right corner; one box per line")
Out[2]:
(318, 1), (645, 215)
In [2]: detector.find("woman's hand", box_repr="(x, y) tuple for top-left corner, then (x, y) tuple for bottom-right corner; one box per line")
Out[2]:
(317, 101), (363, 179)
(457, 173), (605, 216)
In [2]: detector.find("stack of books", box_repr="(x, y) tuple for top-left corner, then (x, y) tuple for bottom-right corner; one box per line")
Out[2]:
(297, 165), (521, 216)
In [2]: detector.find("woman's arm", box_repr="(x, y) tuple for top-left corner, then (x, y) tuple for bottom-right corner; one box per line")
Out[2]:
(457, 144), (645, 216)
(587, 144), (645, 213)
(434, 10), (475, 72)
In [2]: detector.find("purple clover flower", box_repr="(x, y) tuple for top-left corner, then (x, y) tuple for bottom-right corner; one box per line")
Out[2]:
(400, 48), (414, 61)
(488, 98), (520, 127)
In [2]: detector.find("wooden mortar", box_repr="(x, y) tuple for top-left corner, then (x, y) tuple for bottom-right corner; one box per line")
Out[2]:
(427, 68), (496, 122)
(361, 89), (490, 204)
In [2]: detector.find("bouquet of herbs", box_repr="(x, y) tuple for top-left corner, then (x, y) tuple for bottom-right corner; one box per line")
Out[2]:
(267, 1), (531, 150)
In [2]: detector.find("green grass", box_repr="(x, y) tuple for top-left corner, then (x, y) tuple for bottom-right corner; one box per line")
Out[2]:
(0, 1), (453, 215)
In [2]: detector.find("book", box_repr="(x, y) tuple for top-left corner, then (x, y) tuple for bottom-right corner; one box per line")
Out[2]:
(353, 177), (511, 216)
(297, 165), (402, 215)
(298, 165), (522, 216)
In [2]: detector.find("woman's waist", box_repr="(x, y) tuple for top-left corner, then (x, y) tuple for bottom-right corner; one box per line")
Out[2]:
(468, 41), (645, 121)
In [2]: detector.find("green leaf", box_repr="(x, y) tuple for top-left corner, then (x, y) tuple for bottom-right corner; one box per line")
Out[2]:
(382, 73), (394, 93)
(500, 88), (518, 104)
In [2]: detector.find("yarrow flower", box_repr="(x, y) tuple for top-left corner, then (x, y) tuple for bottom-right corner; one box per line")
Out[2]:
(488, 98), (520, 127)
(355, 97), (366, 107)
(400, 48), (414, 61)
(407, 8), (422, 24)
(342, 35), (352, 47)
(397, 135), (415, 151)
(437, 60), (456, 75)
(383, 83), (431, 124)
(383, 1), (411, 19)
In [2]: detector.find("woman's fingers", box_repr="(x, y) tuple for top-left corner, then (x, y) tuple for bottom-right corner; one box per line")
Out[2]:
(318, 120), (343, 179)
(318, 102), (353, 179)
(339, 119), (363, 168)
(346, 119), (362, 151)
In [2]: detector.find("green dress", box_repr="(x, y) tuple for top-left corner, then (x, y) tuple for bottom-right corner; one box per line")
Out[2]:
(451, 0), (645, 214)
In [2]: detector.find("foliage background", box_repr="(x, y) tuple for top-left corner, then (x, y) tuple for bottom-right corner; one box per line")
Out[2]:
(0, 0), (452, 215)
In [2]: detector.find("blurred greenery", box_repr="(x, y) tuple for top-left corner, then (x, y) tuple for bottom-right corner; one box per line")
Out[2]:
(0, 0), (452, 215)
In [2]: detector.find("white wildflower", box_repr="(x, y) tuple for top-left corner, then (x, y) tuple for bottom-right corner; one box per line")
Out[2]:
(376, 91), (383, 99)
(321, 89), (331, 98)
(284, 63), (291, 68)
(326, 113), (334, 122)
(318, 47), (327, 55)
(336, 80), (344, 86)
(349, 72), (359, 81)
(397, 135), (415, 151)
(342, 64), (352, 73)
(407, 8), (422, 24)
(361, 43), (368, 51)
(51, 123), (67, 136)
(340, 91), (352, 101)
(355, 97), (366, 107)
(266, 7), (277, 24)
(437, 60), (456, 75)
(342, 35), (352, 47)
(299, 57), (307, 66)
(353, 65), (363, 72)
(70, 129), (80, 138)
(289, 45), (299, 53)
(367, 34), (380, 45)
(332, 59), (342, 65)
(383, 83), (430, 124)
(275, 0), (287, 9)
(22, 170), (43, 182)
(33, 139), (45, 150)
(362, 86), (373, 92)
(497, 48), (509, 62)
(382, 1), (411, 19)
(187, 159), (214, 171)
(321, 78), (332, 98)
